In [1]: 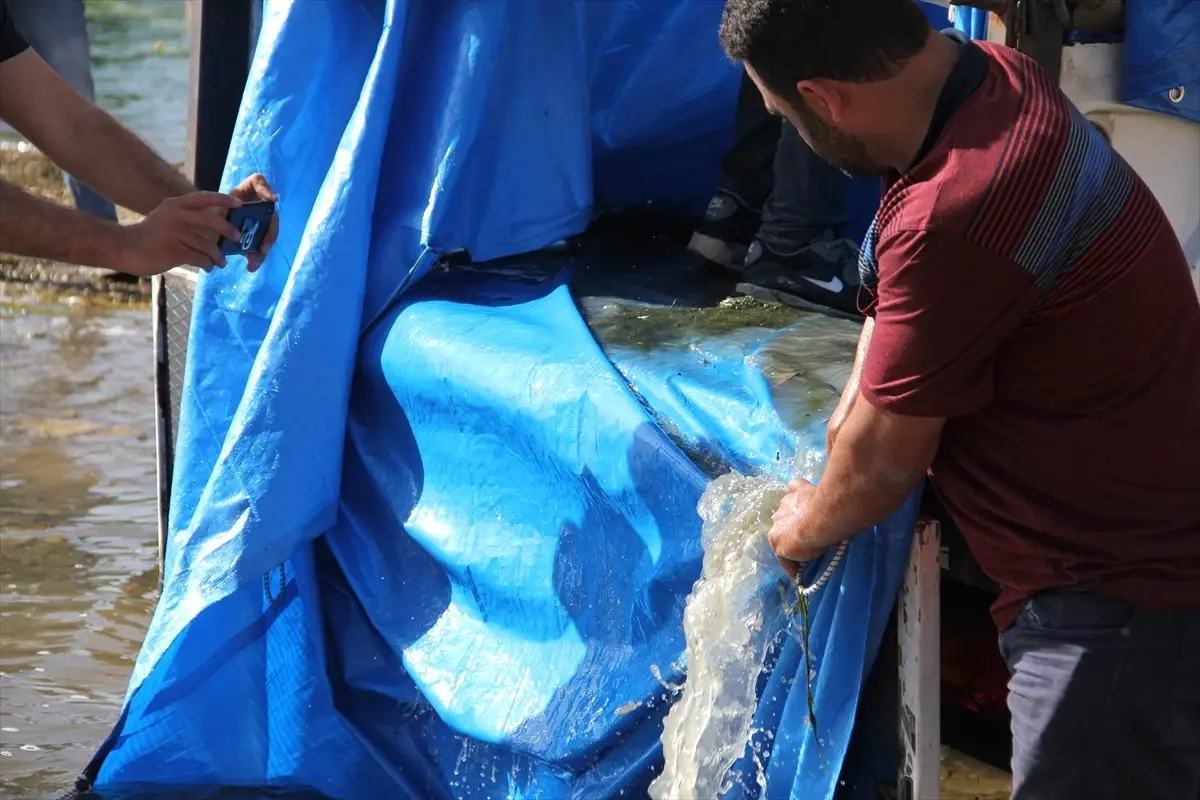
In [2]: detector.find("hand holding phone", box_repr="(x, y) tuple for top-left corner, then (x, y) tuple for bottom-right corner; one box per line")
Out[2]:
(218, 200), (276, 257)
(227, 174), (279, 271)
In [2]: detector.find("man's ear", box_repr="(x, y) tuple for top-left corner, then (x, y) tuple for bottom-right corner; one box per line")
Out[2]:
(796, 79), (846, 125)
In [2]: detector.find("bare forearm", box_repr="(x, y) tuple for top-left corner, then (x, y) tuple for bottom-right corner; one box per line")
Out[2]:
(802, 397), (929, 549)
(827, 316), (876, 450)
(837, 317), (874, 413)
(47, 105), (194, 215)
(802, 441), (918, 548)
(0, 49), (194, 215)
(0, 180), (130, 269)
(848, 316), (874, 394)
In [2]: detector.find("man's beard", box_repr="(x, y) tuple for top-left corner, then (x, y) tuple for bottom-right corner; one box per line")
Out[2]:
(791, 99), (887, 180)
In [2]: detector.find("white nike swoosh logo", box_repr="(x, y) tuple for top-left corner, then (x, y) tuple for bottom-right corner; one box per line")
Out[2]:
(802, 275), (844, 293)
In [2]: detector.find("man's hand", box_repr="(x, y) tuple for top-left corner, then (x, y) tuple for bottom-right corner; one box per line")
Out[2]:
(228, 173), (279, 271)
(767, 479), (827, 580)
(119, 192), (243, 276)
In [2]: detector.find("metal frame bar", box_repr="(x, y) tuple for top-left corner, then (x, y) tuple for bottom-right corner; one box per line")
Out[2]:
(898, 519), (943, 800)
(185, 0), (254, 190)
(152, 267), (199, 573)
(151, 273), (170, 578)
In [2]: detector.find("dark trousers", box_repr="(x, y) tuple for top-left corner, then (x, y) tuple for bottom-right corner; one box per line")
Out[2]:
(1001, 589), (1200, 799)
(717, 72), (848, 252)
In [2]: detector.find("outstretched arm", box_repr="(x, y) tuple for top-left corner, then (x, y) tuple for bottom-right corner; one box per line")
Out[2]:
(0, 47), (194, 214)
(769, 397), (943, 575)
(0, 180), (131, 270)
(766, 228), (1035, 576)
(0, 36), (279, 274)
(0, 179), (244, 275)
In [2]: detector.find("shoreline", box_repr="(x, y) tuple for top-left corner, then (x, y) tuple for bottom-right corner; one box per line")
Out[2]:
(1, 147), (152, 301)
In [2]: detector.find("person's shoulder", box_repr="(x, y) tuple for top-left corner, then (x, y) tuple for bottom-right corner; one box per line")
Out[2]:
(858, 187), (1026, 306)
(903, 42), (1070, 222)
(871, 168), (981, 250)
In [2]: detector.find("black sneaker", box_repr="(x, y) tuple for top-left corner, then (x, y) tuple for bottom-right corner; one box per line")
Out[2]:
(687, 192), (761, 270)
(735, 233), (863, 316)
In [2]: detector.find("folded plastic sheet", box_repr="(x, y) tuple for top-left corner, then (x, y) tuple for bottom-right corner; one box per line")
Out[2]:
(86, 0), (958, 796)
(1123, 0), (1200, 124)
(948, 2), (1199, 123)
(97, 251), (920, 800)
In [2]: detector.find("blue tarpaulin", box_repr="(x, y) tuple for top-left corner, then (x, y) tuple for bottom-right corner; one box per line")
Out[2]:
(1124, 0), (1200, 124)
(952, 0), (1200, 125)
(85, 1), (971, 798)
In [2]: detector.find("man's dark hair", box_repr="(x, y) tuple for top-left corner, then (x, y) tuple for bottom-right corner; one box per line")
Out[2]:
(719, 0), (932, 97)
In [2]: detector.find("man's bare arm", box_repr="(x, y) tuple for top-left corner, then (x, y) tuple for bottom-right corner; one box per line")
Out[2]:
(0, 179), (246, 274)
(774, 394), (943, 558)
(0, 179), (132, 269)
(826, 315), (874, 452)
(0, 48), (193, 214)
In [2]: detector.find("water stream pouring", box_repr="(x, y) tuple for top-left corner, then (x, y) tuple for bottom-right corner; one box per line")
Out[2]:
(649, 472), (849, 799)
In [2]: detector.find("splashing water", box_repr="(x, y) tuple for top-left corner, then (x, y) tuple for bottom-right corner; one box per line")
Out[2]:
(648, 472), (790, 800)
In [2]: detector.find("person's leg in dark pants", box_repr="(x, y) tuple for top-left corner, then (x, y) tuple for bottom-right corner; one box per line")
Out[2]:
(689, 70), (780, 269)
(691, 71), (861, 315)
(1001, 589), (1200, 799)
(7, 0), (118, 223)
(757, 121), (848, 250)
(737, 122), (862, 315)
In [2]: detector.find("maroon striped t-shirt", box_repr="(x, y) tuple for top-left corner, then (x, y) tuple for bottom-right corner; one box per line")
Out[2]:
(858, 39), (1200, 630)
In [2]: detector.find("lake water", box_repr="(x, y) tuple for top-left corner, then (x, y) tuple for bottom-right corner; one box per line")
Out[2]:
(0, 4), (181, 795)
(0, 288), (159, 798)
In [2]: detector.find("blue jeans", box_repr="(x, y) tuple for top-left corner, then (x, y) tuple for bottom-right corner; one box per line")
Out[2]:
(717, 71), (848, 251)
(7, 0), (118, 222)
(1001, 589), (1200, 798)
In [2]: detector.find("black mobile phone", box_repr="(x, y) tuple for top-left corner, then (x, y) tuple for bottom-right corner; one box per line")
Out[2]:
(218, 200), (276, 256)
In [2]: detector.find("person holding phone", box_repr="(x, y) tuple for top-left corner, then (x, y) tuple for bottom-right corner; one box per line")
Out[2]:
(0, 0), (278, 276)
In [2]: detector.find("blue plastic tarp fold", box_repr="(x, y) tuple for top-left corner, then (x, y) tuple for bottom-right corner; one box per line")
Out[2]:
(1124, 0), (1200, 124)
(89, 1), (951, 797)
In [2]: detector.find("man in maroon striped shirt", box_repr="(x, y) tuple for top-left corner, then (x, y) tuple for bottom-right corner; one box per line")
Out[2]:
(719, 0), (1200, 795)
